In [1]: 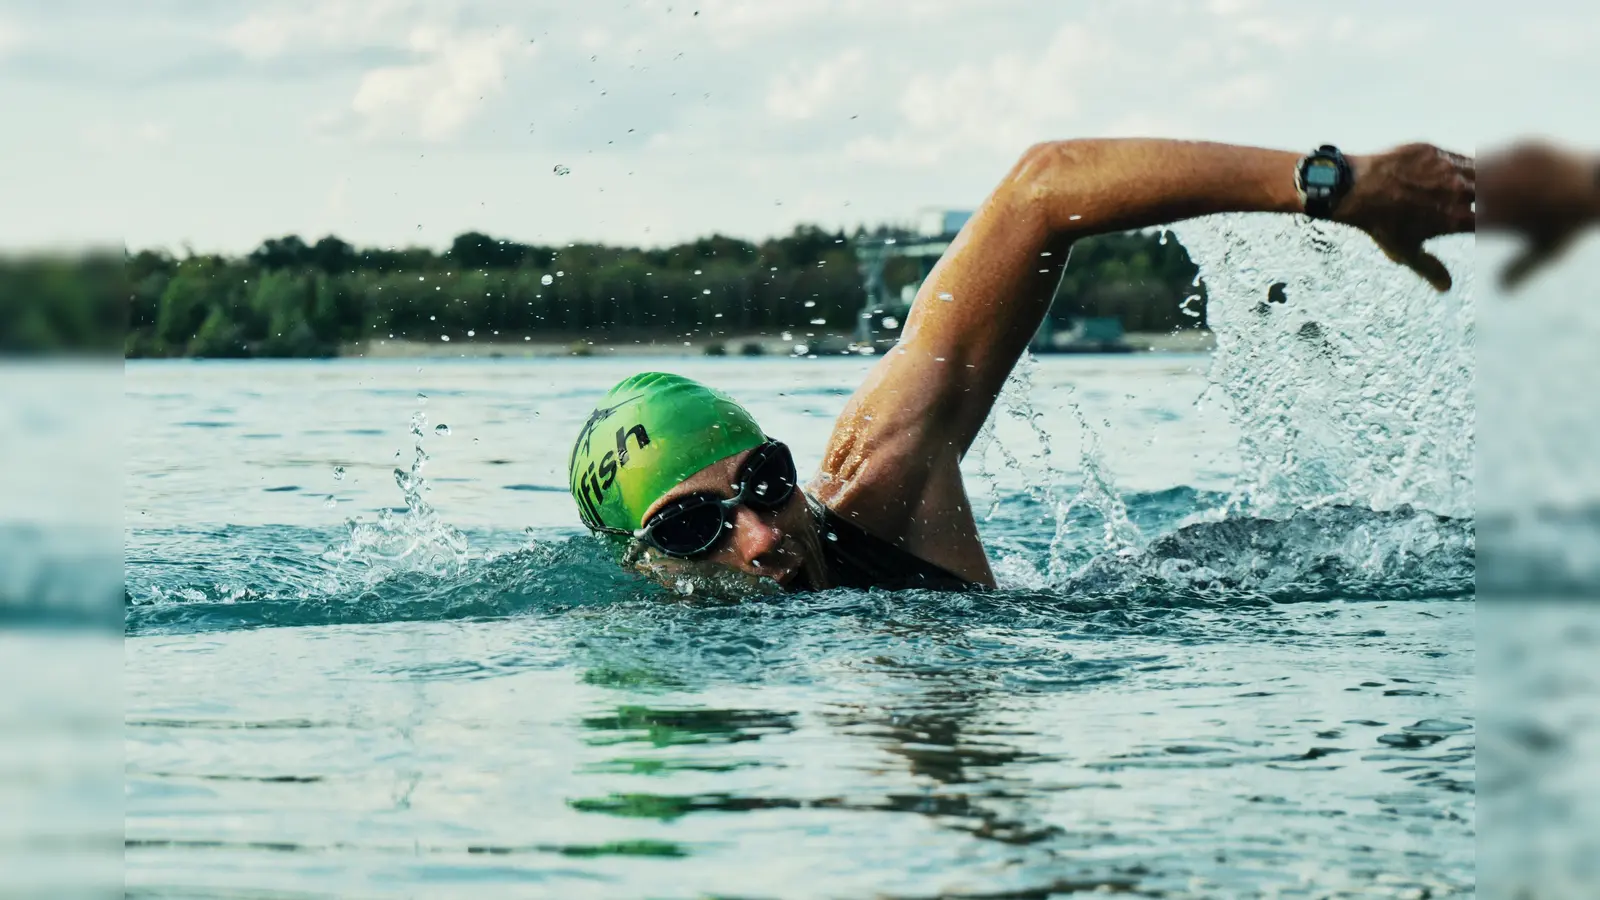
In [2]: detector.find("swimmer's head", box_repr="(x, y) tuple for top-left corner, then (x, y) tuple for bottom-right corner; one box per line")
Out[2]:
(567, 372), (827, 593)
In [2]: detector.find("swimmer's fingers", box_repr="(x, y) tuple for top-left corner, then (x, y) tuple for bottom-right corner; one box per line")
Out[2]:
(1375, 233), (1454, 293)
(1501, 234), (1577, 292)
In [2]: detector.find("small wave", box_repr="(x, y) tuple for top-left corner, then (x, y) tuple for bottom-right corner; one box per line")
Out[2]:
(1051, 503), (1473, 601)
(126, 498), (1472, 638)
(125, 538), (655, 636)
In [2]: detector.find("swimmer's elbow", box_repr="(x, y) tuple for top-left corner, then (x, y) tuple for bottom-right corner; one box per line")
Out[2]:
(1011, 140), (1089, 182)
(1006, 140), (1098, 218)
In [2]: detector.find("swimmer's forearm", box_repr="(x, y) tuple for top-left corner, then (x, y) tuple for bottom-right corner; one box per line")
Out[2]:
(1010, 138), (1308, 236)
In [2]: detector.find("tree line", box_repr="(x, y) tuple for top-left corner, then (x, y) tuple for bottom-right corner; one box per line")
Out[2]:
(4, 224), (1209, 358)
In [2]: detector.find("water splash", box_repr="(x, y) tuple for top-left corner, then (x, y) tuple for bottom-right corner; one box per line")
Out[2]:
(1169, 215), (1473, 520)
(970, 353), (1141, 587)
(1060, 502), (1473, 602)
(1053, 395), (1140, 566)
(972, 215), (1471, 595)
(320, 407), (470, 585)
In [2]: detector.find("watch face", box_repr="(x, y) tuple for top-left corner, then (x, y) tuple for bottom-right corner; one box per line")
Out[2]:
(1304, 164), (1339, 187)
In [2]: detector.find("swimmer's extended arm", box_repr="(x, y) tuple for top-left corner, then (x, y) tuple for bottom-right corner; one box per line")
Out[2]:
(813, 138), (1472, 583)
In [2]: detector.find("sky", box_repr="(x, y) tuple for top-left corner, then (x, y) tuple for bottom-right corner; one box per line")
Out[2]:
(2, 0), (1596, 256)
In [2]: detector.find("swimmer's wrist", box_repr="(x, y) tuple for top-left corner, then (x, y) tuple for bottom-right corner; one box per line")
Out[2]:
(1326, 153), (1368, 228)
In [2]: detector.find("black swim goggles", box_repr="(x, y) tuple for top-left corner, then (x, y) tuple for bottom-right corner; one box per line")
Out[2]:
(630, 440), (799, 559)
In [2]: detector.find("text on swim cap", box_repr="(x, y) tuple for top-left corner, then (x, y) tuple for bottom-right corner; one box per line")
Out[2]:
(577, 423), (651, 524)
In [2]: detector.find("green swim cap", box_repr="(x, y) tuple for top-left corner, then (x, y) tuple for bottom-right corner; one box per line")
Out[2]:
(568, 372), (767, 533)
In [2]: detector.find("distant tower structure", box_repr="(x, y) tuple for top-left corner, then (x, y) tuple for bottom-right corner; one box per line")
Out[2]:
(852, 209), (973, 348)
(917, 208), (973, 240)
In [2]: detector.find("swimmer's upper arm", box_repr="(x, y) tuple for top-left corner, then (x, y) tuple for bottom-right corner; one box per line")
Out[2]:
(832, 143), (1074, 466)
(826, 138), (1309, 470)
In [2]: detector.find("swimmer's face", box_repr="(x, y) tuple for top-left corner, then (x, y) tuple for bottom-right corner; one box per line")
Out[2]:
(630, 444), (829, 594)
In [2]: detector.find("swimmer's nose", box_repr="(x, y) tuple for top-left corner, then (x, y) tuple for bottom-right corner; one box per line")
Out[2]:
(728, 504), (784, 566)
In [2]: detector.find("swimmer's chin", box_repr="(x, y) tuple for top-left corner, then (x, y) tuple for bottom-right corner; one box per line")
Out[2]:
(629, 553), (794, 603)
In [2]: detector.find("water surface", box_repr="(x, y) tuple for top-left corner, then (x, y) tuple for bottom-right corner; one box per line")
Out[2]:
(126, 350), (1474, 898)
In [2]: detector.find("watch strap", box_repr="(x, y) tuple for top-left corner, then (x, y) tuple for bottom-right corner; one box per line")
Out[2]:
(1296, 144), (1352, 219)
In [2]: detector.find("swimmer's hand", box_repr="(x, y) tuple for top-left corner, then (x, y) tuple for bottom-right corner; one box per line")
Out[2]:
(1333, 143), (1476, 293)
(1477, 140), (1600, 291)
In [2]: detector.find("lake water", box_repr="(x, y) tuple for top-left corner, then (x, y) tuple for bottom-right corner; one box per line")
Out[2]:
(124, 346), (1476, 898)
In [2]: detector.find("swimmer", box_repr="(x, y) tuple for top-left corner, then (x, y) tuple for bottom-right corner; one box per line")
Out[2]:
(568, 138), (1475, 592)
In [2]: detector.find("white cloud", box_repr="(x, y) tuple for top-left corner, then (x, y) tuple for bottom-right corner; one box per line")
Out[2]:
(224, 0), (440, 60)
(223, 2), (534, 143)
(1200, 72), (1275, 112)
(25, 0), (1580, 255)
(765, 49), (865, 121)
(79, 121), (171, 154)
(1516, 13), (1600, 58)
(346, 27), (531, 141)
(1230, 15), (1311, 50)
(881, 23), (1107, 164)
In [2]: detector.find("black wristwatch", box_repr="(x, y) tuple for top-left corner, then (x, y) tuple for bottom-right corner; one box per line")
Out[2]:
(1295, 144), (1353, 219)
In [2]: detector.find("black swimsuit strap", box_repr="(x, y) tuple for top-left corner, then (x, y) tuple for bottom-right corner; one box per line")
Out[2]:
(815, 502), (982, 592)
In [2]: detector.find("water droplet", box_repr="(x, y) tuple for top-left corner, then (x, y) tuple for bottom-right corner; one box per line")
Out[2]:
(553, 164), (570, 175)
(804, 300), (816, 308)
(937, 292), (954, 302)
(541, 274), (554, 285)
(324, 496), (337, 508)
(826, 531), (838, 541)
(417, 393), (428, 403)
(441, 335), (451, 342)
(332, 466), (346, 481)
(466, 330), (475, 337)
(810, 318), (826, 325)
(435, 424), (451, 436)
(694, 269), (702, 275)
(1069, 214), (1083, 221)
(556, 270), (564, 277)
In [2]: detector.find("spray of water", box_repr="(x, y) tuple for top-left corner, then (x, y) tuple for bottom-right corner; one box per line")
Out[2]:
(320, 406), (471, 586)
(972, 214), (1473, 594)
(970, 352), (1142, 588)
(1170, 214), (1474, 520)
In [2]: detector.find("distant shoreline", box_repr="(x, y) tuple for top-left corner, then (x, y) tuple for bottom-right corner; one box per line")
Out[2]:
(339, 329), (1215, 360)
